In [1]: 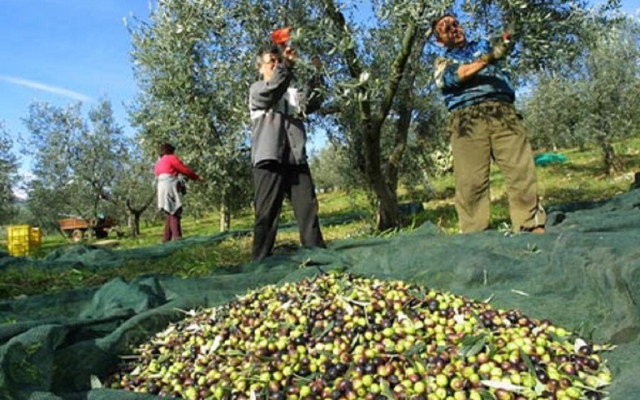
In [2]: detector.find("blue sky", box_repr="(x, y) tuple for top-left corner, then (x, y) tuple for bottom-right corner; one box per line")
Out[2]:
(0, 0), (151, 174)
(1, 0), (639, 176)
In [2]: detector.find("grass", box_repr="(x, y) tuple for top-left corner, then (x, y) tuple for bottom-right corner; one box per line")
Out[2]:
(1, 140), (639, 299)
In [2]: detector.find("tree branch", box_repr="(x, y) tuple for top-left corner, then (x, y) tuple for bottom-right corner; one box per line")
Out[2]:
(376, 5), (431, 132)
(321, 0), (373, 126)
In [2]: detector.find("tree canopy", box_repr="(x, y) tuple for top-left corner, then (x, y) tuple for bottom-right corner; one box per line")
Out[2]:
(7, 0), (635, 234)
(0, 124), (19, 225)
(126, 0), (620, 230)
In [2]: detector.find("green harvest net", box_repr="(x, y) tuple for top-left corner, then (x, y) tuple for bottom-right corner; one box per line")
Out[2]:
(1, 188), (639, 399)
(534, 154), (568, 167)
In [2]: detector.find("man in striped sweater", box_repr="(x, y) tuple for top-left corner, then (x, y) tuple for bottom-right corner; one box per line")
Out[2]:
(432, 14), (546, 234)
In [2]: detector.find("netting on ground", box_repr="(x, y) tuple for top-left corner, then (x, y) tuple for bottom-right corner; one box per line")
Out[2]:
(1, 188), (639, 399)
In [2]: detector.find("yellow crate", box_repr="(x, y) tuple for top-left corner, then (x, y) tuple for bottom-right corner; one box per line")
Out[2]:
(7, 225), (33, 257)
(30, 227), (42, 248)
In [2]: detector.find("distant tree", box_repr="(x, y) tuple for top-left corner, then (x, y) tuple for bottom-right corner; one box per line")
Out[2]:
(127, 0), (613, 232)
(523, 14), (640, 174)
(126, 0), (253, 232)
(399, 93), (450, 194)
(309, 143), (361, 192)
(22, 99), (130, 235)
(0, 124), (19, 224)
(577, 15), (640, 173)
(523, 75), (584, 151)
(104, 140), (156, 237)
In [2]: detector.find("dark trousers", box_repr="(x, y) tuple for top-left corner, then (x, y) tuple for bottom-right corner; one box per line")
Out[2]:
(163, 207), (183, 242)
(252, 163), (325, 261)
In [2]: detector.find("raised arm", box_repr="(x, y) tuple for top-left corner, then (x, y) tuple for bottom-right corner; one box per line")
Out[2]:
(434, 39), (509, 89)
(168, 155), (201, 181)
(250, 64), (293, 111)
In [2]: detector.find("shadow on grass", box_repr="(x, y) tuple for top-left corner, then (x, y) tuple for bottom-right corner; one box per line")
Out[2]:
(543, 186), (619, 209)
(320, 211), (370, 227)
(547, 161), (606, 177)
(400, 203), (458, 232)
(547, 152), (640, 177)
(618, 153), (640, 170)
(274, 211), (370, 234)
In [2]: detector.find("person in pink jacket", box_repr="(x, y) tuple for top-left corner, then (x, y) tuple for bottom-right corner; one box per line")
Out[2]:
(154, 143), (204, 242)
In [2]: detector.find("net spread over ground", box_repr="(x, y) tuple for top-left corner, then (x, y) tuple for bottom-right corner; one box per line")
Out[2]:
(1, 188), (639, 399)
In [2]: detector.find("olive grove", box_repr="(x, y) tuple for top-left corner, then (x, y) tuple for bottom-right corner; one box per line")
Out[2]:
(126, 0), (621, 230)
(524, 13), (640, 174)
(21, 99), (155, 236)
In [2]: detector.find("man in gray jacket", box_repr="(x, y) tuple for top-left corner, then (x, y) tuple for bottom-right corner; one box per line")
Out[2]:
(249, 44), (325, 261)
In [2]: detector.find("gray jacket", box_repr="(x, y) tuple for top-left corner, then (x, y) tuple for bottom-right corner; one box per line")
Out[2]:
(249, 63), (323, 166)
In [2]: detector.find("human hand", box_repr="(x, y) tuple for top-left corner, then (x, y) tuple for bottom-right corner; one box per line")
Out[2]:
(491, 41), (508, 60)
(481, 32), (512, 64)
(479, 52), (495, 64)
(196, 176), (205, 183)
(502, 31), (511, 44)
(311, 55), (322, 69)
(284, 46), (297, 65)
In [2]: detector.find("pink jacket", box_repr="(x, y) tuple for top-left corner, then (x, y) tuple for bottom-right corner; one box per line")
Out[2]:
(154, 154), (200, 180)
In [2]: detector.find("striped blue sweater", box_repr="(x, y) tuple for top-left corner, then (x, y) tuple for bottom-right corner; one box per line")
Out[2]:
(434, 39), (515, 112)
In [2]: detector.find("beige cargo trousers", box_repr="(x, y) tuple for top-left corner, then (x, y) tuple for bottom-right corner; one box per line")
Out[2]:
(448, 101), (546, 233)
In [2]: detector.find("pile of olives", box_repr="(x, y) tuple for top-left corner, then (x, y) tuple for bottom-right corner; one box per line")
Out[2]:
(108, 273), (611, 399)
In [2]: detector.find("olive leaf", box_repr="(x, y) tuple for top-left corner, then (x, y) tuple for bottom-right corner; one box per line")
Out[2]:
(479, 389), (497, 400)
(404, 342), (427, 358)
(90, 375), (103, 389)
(480, 379), (525, 393)
(313, 320), (336, 339)
(380, 379), (395, 398)
(458, 333), (487, 358)
(519, 348), (536, 375)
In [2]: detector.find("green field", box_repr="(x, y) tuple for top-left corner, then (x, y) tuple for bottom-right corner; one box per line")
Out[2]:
(1, 140), (639, 300)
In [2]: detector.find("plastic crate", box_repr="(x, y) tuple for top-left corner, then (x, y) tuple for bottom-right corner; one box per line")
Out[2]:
(30, 227), (42, 248)
(7, 225), (34, 257)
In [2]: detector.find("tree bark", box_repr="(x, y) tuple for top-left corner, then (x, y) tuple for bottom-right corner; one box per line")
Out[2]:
(127, 211), (145, 237)
(600, 137), (621, 175)
(386, 31), (430, 200)
(126, 196), (154, 237)
(219, 202), (231, 232)
(322, 0), (427, 231)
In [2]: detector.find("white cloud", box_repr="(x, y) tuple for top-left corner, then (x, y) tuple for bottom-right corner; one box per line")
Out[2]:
(0, 75), (93, 103)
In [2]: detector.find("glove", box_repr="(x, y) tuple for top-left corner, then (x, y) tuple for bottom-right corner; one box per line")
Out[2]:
(481, 33), (512, 63)
(491, 40), (508, 60)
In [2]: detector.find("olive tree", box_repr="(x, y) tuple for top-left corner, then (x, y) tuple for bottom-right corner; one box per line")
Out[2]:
(127, 0), (609, 231)
(127, 0), (254, 232)
(295, 0), (602, 229)
(524, 13), (640, 173)
(309, 143), (361, 192)
(576, 15), (640, 173)
(0, 124), (19, 224)
(104, 140), (156, 237)
(523, 75), (585, 151)
(22, 99), (131, 234)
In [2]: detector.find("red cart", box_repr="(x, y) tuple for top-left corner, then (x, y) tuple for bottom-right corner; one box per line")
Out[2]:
(59, 217), (113, 242)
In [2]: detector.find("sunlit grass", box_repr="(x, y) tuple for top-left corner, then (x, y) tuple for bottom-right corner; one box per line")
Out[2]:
(1, 139), (639, 299)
